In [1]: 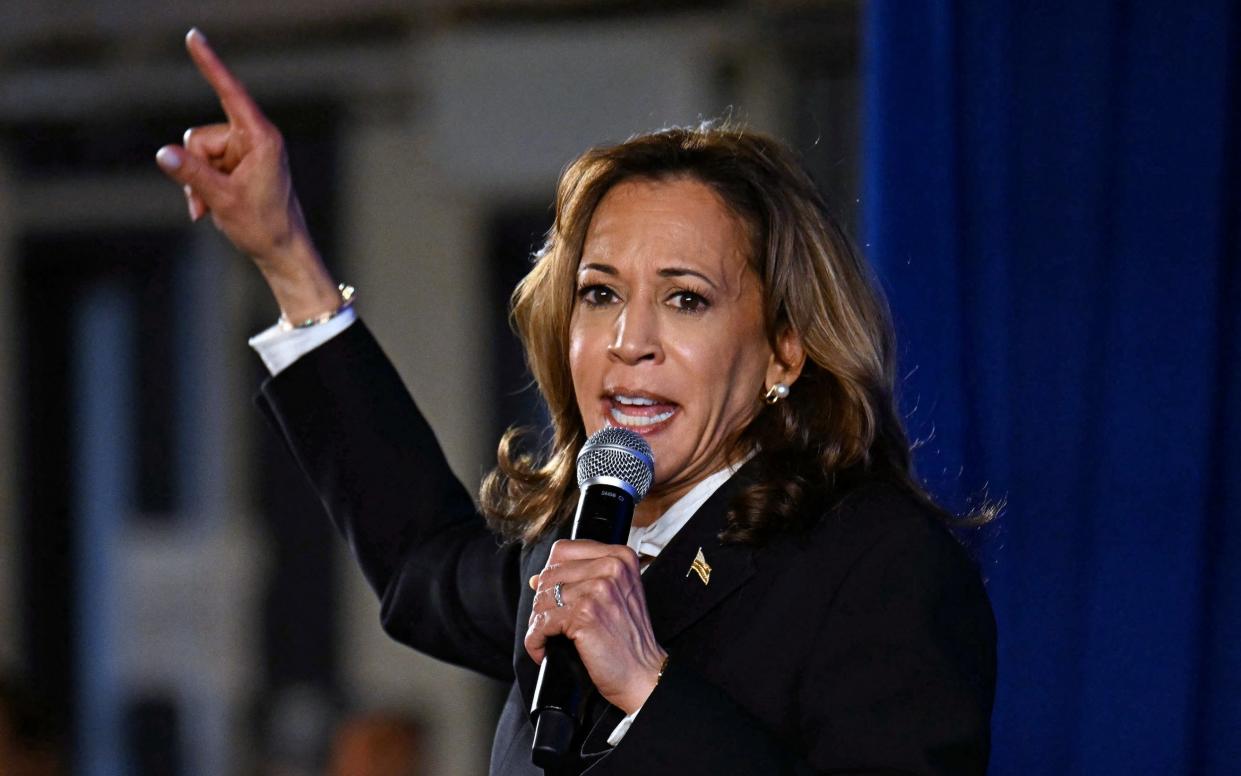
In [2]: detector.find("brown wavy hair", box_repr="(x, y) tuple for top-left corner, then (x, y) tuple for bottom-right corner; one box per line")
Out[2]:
(480, 123), (971, 545)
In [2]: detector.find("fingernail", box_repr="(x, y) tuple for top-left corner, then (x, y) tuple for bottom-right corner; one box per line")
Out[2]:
(528, 575), (539, 590)
(156, 146), (182, 171)
(184, 187), (202, 221)
(187, 27), (206, 44)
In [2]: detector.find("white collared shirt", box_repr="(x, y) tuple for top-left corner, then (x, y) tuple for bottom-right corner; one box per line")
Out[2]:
(248, 306), (358, 375)
(625, 463), (738, 562)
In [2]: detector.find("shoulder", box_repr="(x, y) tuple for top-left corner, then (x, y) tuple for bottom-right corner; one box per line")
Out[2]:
(782, 481), (998, 768)
(801, 478), (973, 566)
(765, 477), (993, 627)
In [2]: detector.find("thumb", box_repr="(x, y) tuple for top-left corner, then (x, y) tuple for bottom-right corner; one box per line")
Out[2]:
(155, 145), (227, 204)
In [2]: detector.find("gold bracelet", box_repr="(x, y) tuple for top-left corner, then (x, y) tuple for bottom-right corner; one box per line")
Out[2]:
(277, 283), (356, 332)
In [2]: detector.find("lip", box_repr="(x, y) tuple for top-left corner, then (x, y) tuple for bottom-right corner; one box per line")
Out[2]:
(599, 387), (679, 435)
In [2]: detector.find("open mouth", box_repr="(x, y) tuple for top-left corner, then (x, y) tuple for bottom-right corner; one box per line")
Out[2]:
(605, 392), (679, 432)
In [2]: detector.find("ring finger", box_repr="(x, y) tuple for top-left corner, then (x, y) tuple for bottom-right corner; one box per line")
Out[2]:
(532, 578), (573, 617)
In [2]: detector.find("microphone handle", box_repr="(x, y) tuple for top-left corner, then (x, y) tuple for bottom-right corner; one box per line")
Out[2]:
(530, 481), (635, 769)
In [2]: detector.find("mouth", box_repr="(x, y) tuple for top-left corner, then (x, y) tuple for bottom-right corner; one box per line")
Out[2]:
(602, 390), (679, 434)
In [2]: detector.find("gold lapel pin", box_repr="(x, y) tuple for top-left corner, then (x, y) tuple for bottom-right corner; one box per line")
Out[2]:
(687, 547), (711, 586)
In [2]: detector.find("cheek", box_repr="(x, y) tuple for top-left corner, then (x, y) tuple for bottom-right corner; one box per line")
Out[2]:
(568, 341), (585, 403)
(673, 338), (757, 408)
(567, 322), (597, 411)
(700, 338), (771, 418)
(568, 332), (583, 378)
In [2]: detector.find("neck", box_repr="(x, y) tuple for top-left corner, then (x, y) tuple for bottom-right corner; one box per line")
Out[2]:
(631, 446), (754, 528)
(632, 487), (687, 528)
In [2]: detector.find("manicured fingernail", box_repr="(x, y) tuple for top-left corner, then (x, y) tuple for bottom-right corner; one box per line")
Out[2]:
(528, 575), (539, 590)
(184, 187), (202, 221)
(156, 146), (182, 170)
(187, 27), (205, 44)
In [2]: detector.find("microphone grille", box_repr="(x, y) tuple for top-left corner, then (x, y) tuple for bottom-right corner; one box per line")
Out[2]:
(576, 427), (655, 500)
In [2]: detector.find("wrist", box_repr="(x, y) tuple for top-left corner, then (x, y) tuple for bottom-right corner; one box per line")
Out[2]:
(277, 283), (355, 331)
(255, 237), (341, 323)
(618, 650), (670, 715)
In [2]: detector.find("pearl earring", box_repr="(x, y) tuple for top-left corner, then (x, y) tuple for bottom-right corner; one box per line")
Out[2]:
(764, 382), (790, 405)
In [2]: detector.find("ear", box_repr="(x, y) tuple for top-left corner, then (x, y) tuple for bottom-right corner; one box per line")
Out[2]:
(766, 324), (806, 390)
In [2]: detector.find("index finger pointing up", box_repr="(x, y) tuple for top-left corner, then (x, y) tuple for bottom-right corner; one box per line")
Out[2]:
(185, 28), (264, 127)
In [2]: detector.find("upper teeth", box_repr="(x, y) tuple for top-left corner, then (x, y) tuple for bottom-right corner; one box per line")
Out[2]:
(614, 395), (657, 406)
(610, 408), (674, 427)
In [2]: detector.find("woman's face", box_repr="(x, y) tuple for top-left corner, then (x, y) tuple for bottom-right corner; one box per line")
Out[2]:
(569, 177), (800, 510)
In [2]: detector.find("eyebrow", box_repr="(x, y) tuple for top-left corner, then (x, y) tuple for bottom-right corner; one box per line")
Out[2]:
(578, 262), (719, 290)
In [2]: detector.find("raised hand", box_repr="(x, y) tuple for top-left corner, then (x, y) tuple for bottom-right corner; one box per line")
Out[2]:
(156, 28), (340, 322)
(526, 539), (668, 715)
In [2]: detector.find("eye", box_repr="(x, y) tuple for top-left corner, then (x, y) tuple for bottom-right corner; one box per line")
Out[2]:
(577, 284), (618, 307)
(667, 289), (711, 314)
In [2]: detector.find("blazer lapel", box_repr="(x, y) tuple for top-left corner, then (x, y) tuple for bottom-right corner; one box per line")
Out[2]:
(579, 472), (756, 760)
(640, 472), (755, 644)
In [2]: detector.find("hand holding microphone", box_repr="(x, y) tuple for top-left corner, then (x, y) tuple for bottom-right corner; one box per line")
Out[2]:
(526, 428), (667, 766)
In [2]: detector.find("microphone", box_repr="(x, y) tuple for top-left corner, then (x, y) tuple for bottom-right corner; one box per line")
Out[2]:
(530, 426), (654, 769)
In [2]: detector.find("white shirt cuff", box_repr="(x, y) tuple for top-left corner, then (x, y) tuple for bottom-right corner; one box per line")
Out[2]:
(606, 707), (641, 747)
(247, 307), (358, 376)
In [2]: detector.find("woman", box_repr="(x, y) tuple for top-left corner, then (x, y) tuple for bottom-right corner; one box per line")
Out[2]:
(157, 29), (995, 775)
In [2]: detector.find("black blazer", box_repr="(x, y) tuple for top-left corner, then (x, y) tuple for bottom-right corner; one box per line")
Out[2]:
(256, 321), (996, 775)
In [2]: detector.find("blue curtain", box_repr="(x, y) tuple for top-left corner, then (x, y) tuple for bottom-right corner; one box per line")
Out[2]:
(862, 2), (1240, 773)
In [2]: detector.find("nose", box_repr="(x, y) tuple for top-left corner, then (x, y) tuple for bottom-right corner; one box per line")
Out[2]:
(607, 303), (663, 365)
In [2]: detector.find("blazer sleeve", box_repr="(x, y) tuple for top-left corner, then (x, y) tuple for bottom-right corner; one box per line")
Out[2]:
(594, 508), (996, 775)
(255, 320), (521, 681)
